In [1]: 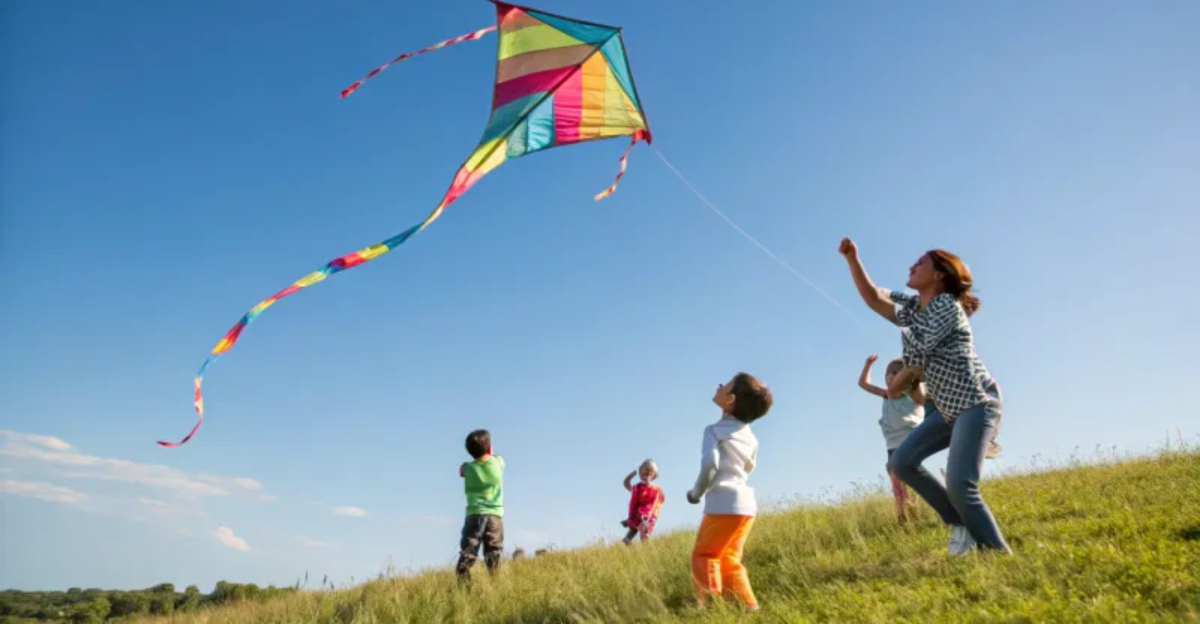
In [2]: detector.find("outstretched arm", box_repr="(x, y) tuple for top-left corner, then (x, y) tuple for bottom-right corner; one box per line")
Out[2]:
(623, 471), (636, 492)
(839, 238), (899, 325)
(858, 355), (887, 398)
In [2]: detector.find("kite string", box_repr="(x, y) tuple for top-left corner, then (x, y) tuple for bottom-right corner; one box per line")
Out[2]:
(652, 148), (866, 325)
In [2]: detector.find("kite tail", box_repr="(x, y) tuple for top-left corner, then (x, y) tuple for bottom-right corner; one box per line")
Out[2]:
(340, 26), (497, 99)
(157, 211), (448, 447)
(594, 130), (648, 201)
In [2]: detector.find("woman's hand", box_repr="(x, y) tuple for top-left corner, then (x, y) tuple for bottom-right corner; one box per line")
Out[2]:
(839, 237), (858, 259)
(840, 237), (899, 324)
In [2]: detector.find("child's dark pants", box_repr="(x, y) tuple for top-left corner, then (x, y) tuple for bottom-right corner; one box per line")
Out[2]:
(456, 514), (504, 579)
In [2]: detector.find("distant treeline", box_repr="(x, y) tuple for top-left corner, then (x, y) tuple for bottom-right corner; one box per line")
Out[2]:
(0, 582), (297, 623)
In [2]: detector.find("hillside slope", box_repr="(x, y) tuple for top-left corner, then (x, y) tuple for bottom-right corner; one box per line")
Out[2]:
(143, 449), (1200, 623)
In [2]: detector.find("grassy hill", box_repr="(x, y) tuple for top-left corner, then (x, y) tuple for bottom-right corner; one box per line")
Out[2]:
(143, 448), (1198, 623)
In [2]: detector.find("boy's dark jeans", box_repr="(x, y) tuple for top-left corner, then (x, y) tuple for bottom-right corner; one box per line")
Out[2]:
(456, 514), (504, 579)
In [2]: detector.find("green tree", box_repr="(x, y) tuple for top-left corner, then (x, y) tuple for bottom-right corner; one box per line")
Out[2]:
(149, 583), (175, 595)
(149, 594), (174, 617)
(69, 599), (109, 624)
(108, 592), (150, 618)
(209, 581), (233, 605)
(176, 586), (201, 613)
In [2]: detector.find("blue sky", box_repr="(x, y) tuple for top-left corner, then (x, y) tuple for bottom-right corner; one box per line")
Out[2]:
(2, 0), (1197, 592)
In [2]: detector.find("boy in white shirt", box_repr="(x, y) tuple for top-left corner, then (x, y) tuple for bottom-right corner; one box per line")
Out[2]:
(686, 372), (773, 611)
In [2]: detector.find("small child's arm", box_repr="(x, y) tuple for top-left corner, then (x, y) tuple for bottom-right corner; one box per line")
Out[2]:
(623, 470), (636, 492)
(459, 463), (465, 478)
(687, 429), (719, 504)
(886, 365), (924, 399)
(858, 355), (888, 398)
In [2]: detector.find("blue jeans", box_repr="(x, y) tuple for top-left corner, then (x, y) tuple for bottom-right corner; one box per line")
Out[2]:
(887, 384), (1011, 552)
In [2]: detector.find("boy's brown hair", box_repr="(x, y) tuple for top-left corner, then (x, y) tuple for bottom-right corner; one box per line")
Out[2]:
(730, 373), (773, 423)
(465, 429), (491, 459)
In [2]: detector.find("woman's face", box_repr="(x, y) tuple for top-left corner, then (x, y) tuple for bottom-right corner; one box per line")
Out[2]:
(906, 253), (941, 291)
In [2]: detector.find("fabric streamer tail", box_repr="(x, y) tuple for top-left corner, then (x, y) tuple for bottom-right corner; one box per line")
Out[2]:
(157, 219), (429, 447)
(594, 130), (646, 201)
(162, 2), (653, 447)
(340, 26), (496, 99)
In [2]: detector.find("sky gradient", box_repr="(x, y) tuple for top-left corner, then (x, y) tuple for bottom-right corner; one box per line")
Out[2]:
(2, 0), (1198, 591)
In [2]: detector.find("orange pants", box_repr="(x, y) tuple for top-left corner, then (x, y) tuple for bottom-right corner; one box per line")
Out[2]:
(691, 514), (757, 608)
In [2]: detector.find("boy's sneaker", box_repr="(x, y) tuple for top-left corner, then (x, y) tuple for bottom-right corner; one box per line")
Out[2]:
(948, 525), (976, 556)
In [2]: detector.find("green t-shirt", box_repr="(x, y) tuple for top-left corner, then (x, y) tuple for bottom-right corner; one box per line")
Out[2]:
(462, 455), (504, 517)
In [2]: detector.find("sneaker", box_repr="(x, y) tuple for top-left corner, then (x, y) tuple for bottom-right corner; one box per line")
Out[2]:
(948, 525), (975, 556)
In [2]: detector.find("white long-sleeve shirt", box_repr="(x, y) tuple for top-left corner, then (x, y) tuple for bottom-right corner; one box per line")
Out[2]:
(688, 415), (759, 516)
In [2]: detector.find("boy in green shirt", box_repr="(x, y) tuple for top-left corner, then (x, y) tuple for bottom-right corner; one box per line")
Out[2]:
(456, 429), (505, 580)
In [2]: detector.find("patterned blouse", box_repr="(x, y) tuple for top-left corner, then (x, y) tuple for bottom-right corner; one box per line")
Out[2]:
(888, 290), (994, 420)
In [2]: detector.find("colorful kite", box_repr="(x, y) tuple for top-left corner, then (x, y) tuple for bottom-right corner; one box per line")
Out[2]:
(159, 0), (652, 446)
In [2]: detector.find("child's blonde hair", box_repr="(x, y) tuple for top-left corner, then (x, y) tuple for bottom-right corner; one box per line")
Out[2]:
(640, 459), (659, 479)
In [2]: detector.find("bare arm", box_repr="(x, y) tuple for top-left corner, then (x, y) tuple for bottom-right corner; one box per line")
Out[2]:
(459, 464), (465, 478)
(886, 366), (923, 399)
(858, 355), (887, 398)
(623, 471), (636, 492)
(909, 382), (927, 406)
(839, 238), (899, 324)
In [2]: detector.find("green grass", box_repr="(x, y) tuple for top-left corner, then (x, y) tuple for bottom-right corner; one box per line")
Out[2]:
(146, 448), (1200, 623)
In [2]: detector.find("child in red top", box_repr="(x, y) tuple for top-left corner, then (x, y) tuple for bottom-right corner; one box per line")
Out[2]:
(621, 459), (665, 545)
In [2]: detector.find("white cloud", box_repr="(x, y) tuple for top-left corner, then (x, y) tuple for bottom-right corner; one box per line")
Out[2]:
(232, 477), (263, 491)
(137, 497), (207, 517)
(332, 506), (367, 518)
(215, 526), (250, 551)
(0, 479), (87, 505)
(0, 430), (71, 451)
(0, 430), (269, 501)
